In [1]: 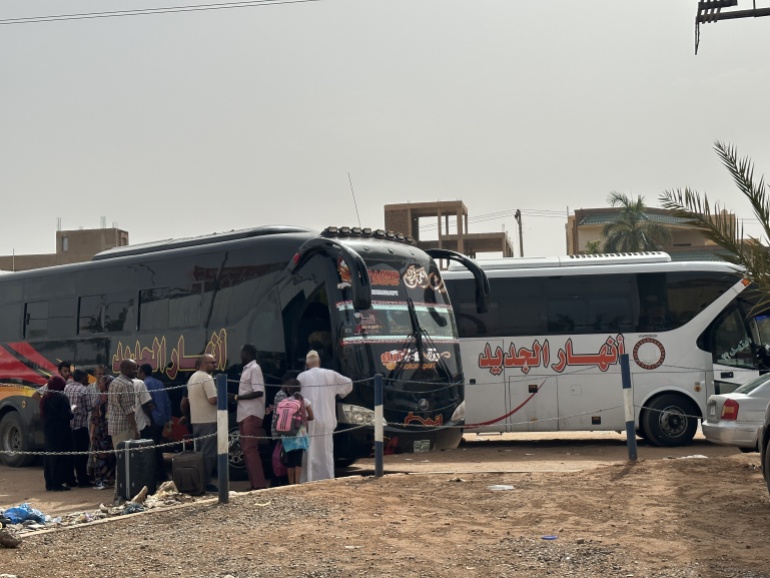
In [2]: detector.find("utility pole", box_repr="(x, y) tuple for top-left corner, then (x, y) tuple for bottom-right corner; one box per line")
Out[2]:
(514, 209), (523, 257)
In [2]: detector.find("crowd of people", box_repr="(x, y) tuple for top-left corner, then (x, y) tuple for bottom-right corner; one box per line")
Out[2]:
(38, 360), (172, 498)
(38, 344), (354, 500)
(182, 345), (353, 492)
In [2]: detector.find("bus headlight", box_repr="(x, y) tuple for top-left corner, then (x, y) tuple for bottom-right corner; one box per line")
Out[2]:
(450, 400), (465, 422)
(339, 404), (375, 426)
(338, 404), (388, 427)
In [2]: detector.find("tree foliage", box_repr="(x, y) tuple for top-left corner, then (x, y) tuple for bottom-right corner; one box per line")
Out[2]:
(601, 192), (672, 252)
(660, 141), (770, 310)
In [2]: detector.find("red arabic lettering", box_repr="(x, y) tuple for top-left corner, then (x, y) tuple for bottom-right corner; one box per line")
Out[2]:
(368, 269), (400, 287)
(404, 412), (444, 427)
(478, 335), (625, 375)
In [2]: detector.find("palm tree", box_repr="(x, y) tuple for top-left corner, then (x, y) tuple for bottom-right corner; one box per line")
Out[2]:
(601, 192), (672, 252)
(660, 141), (770, 310)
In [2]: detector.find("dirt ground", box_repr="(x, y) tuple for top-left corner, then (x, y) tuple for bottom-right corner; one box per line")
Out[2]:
(2, 432), (770, 577)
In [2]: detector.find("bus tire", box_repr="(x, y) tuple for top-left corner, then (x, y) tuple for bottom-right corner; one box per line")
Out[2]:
(227, 425), (248, 481)
(640, 394), (699, 447)
(0, 412), (36, 467)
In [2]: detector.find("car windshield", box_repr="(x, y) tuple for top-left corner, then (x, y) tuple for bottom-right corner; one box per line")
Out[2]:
(733, 374), (770, 395)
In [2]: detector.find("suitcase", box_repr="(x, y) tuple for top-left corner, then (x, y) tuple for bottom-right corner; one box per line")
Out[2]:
(172, 449), (205, 496)
(116, 439), (157, 500)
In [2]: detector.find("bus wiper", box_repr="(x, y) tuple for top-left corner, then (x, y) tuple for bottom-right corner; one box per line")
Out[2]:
(406, 297), (424, 366)
(407, 297), (452, 379)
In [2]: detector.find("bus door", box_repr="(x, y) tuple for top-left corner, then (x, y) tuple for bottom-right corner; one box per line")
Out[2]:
(704, 305), (759, 394)
(462, 338), (508, 432)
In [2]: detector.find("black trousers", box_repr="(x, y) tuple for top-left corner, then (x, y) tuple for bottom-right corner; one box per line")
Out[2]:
(72, 427), (90, 484)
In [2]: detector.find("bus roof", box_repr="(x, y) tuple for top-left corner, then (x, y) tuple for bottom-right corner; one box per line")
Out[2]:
(448, 252), (670, 271)
(444, 252), (744, 278)
(92, 225), (313, 261)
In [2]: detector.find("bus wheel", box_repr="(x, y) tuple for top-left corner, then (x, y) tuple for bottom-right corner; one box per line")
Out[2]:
(227, 426), (248, 481)
(0, 412), (36, 467)
(640, 394), (699, 447)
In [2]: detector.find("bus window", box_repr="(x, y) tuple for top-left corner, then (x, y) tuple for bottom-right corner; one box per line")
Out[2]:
(104, 293), (136, 333)
(24, 301), (48, 339)
(169, 285), (202, 329)
(0, 303), (21, 340)
(139, 288), (169, 332)
(79, 295), (105, 334)
(753, 313), (770, 346)
(48, 298), (75, 338)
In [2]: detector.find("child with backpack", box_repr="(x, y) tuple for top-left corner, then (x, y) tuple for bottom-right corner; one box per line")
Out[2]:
(271, 377), (314, 485)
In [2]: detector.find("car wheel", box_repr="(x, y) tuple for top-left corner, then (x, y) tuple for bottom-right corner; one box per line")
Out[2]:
(0, 412), (36, 467)
(640, 394), (699, 447)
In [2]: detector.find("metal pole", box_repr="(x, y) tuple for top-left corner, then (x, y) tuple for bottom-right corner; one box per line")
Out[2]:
(215, 373), (230, 503)
(620, 354), (637, 461)
(374, 373), (384, 477)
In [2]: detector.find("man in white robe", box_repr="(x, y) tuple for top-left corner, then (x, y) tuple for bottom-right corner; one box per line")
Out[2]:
(297, 350), (353, 482)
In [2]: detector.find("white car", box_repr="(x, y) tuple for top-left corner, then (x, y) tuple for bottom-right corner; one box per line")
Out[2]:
(702, 373), (770, 452)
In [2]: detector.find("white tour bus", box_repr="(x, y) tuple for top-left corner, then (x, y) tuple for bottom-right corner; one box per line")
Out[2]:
(442, 252), (770, 446)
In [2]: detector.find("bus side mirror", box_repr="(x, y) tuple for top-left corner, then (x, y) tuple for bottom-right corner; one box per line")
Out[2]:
(424, 249), (489, 314)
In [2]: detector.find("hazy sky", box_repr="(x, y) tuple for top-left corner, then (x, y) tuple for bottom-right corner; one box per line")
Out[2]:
(2, 0), (769, 258)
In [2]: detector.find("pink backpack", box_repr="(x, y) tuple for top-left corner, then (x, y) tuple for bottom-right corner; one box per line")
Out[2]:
(275, 397), (304, 436)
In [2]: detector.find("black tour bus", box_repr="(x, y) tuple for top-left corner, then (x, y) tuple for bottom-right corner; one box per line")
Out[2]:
(0, 225), (487, 474)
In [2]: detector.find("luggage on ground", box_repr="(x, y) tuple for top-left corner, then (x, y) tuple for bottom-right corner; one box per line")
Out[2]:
(116, 439), (157, 500)
(172, 448), (205, 496)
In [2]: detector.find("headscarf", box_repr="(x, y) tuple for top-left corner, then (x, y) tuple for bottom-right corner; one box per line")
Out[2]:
(40, 375), (67, 420)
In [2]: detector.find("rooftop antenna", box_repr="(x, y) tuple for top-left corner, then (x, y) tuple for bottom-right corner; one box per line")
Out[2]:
(695, 0), (770, 54)
(57, 217), (61, 231)
(347, 172), (362, 228)
(100, 216), (106, 229)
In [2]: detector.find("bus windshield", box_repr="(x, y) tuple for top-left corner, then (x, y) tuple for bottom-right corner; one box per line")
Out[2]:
(337, 301), (457, 343)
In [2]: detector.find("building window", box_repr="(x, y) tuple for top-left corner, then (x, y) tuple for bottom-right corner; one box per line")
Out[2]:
(62, 237), (69, 252)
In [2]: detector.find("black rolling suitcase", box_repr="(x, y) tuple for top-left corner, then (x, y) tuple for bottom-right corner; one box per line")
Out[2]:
(172, 438), (205, 496)
(116, 439), (157, 500)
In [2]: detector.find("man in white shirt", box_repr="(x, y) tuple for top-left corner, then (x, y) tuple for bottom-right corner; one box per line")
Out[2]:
(234, 344), (267, 490)
(297, 350), (353, 482)
(133, 376), (155, 441)
(183, 354), (218, 492)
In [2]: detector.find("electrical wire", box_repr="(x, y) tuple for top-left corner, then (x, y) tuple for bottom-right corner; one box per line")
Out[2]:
(0, 0), (322, 25)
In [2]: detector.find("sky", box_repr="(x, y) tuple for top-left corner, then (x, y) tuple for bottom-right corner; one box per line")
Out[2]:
(2, 0), (770, 259)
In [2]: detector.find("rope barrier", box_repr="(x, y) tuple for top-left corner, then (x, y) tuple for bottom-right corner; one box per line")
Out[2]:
(0, 397), (729, 458)
(0, 425), (370, 457)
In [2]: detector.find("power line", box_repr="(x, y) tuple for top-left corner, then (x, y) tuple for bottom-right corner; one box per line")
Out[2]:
(0, 0), (322, 25)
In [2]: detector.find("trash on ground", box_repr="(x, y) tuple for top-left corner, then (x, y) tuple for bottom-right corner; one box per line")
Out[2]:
(1, 480), (201, 538)
(487, 485), (515, 491)
(541, 535), (558, 540)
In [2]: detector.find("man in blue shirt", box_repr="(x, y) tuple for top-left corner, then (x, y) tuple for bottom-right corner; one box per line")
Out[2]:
(139, 364), (172, 481)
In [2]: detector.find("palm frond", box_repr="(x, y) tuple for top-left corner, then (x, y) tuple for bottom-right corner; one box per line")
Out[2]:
(714, 140), (770, 244)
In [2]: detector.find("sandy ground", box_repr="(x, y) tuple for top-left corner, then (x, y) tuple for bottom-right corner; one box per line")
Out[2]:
(2, 432), (769, 577)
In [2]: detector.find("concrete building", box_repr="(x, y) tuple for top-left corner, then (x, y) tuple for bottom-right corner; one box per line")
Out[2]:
(0, 228), (129, 271)
(384, 201), (514, 258)
(566, 207), (734, 261)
